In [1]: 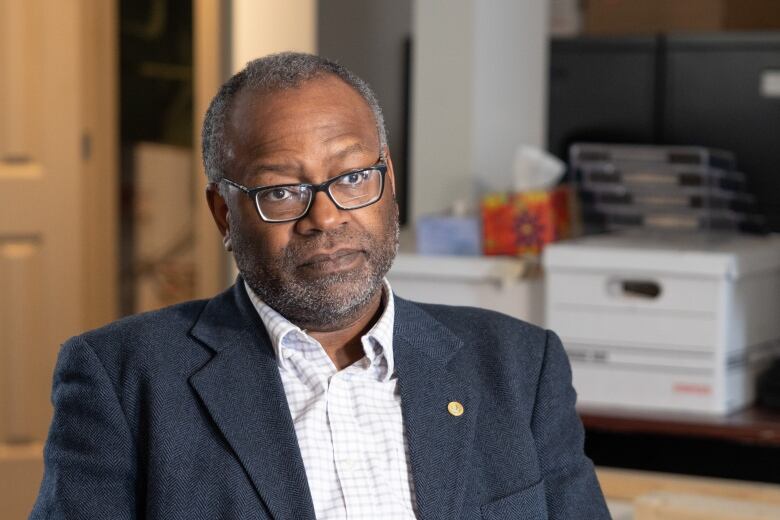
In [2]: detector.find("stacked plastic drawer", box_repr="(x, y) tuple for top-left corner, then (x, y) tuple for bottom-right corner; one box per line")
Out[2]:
(569, 143), (767, 234)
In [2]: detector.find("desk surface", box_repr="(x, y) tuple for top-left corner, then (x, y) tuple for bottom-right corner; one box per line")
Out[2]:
(579, 405), (780, 446)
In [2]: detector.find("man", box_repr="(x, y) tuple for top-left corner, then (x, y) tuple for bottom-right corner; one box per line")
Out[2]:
(32, 53), (609, 519)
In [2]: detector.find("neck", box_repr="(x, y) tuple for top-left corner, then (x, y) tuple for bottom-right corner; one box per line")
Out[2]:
(307, 288), (385, 370)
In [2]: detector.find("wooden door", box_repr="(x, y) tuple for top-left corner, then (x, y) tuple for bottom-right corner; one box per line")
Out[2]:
(0, 0), (117, 517)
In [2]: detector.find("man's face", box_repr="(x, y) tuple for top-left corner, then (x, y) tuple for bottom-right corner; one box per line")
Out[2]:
(212, 75), (399, 330)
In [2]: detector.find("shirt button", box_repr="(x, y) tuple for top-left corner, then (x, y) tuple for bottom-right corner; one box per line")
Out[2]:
(342, 459), (356, 471)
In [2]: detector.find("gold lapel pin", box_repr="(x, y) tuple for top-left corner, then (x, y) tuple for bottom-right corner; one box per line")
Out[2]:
(447, 401), (464, 417)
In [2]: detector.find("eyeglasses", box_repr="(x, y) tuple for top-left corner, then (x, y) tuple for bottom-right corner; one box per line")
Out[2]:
(221, 158), (388, 223)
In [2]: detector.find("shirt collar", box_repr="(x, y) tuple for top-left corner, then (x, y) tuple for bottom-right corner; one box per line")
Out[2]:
(244, 279), (396, 379)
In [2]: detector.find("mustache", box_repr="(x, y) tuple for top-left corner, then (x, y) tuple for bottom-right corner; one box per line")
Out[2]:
(281, 228), (373, 265)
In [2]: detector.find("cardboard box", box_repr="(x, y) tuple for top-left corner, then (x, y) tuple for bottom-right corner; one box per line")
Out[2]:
(389, 253), (544, 326)
(544, 233), (780, 414)
(481, 186), (574, 256)
(584, 0), (780, 35)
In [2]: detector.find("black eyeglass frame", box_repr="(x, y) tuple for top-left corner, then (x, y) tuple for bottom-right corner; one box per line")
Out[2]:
(220, 158), (388, 223)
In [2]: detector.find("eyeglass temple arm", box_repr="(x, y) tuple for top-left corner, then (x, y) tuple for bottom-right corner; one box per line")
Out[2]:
(221, 178), (251, 194)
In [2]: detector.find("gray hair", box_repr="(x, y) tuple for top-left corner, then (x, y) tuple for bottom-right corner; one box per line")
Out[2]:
(201, 52), (387, 184)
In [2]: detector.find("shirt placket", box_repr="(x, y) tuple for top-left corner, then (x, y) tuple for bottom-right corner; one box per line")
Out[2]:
(284, 339), (347, 518)
(328, 369), (373, 519)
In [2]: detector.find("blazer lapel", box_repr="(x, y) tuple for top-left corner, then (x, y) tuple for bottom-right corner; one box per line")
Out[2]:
(189, 282), (316, 520)
(394, 297), (480, 520)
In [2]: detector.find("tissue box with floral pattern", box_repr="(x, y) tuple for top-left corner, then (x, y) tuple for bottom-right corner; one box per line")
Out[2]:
(481, 185), (574, 256)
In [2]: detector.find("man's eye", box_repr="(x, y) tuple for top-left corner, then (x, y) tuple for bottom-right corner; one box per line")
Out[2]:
(340, 171), (368, 186)
(263, 188), (293, 202)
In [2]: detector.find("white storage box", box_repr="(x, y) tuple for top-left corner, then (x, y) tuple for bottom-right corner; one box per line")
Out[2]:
(388, 253), (544, 326)
(543, 233), (780, 414)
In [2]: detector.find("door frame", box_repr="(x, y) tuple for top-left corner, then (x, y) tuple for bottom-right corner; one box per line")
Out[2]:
(193, 0), (231, 297)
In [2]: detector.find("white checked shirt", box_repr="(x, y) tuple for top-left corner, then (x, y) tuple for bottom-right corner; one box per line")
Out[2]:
(245, 280), (418, 520)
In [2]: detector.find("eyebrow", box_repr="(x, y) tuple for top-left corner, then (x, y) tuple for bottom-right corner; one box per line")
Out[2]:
(332, 142), (370, 160)
(247, 142), (375, 180)
(252, 163), (299, 175)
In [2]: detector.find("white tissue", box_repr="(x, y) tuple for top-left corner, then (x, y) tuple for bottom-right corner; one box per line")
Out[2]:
(513, 146), (565, 192)
(450, 199), (471, 217)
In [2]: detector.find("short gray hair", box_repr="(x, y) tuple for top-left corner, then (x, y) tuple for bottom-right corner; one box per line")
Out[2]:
(201, 52), (387, 184)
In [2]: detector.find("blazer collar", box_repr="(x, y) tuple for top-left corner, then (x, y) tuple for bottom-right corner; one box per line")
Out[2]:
(189, 280), (316, 520)
(393, 297), (480, 520)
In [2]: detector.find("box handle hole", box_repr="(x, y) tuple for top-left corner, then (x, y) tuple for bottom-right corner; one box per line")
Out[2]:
(608, 278), (662, 299)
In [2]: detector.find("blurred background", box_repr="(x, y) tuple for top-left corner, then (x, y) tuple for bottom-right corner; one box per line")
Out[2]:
(2, 0), (780, 518)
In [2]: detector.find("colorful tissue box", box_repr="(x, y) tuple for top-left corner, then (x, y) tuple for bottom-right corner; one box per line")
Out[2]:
(481, 186), (574, 256)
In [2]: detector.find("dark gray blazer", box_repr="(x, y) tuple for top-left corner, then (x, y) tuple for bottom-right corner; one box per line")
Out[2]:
(31, 281), (609, 519)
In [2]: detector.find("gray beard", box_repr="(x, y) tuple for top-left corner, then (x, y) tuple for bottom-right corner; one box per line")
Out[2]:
(249, 259), (386, 329)
(234, 208), (399, 331)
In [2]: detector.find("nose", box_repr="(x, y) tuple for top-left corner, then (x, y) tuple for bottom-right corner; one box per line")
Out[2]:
(295, 190), (348, 234)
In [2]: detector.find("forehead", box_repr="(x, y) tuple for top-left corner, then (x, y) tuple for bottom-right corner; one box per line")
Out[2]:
(225, 75), (379, 163)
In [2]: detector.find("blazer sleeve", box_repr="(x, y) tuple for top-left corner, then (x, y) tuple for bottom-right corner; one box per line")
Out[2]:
(530, 330), (610, 519)
(30, 337), (137, 520)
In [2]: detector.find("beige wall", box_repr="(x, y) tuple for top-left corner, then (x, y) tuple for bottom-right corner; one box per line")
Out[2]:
(410, 0), (475, 222)
(410, 0), (549, 220)
(231, 0), (317, 72)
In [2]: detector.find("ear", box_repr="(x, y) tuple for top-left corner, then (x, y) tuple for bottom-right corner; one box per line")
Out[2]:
(206, 182), (230, 239)
(383, 147), (396, 198)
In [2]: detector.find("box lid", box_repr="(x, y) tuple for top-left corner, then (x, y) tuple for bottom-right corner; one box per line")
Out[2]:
(391, 253), (529, 284)
(543, 232), (780, 279)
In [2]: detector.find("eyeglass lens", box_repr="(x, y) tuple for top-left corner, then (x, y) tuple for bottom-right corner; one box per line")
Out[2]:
(256, 167), (383, 221)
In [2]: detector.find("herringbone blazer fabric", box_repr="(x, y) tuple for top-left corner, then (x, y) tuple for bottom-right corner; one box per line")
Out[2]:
(30, 281), (610, 519)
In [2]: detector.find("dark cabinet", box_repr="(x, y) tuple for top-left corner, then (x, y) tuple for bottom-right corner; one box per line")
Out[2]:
(549, 33), (780, 231)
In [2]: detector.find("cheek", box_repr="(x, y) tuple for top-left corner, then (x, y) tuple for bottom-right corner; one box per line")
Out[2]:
(228, 208), (291, 258)
(259, 230), (291, 257)
(369, 196), (398, 232)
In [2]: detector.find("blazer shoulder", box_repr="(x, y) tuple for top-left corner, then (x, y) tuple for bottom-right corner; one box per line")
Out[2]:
(65, 298), (211, 374)
(395, 297), (552, 380)
(79, 298), (209, 345)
